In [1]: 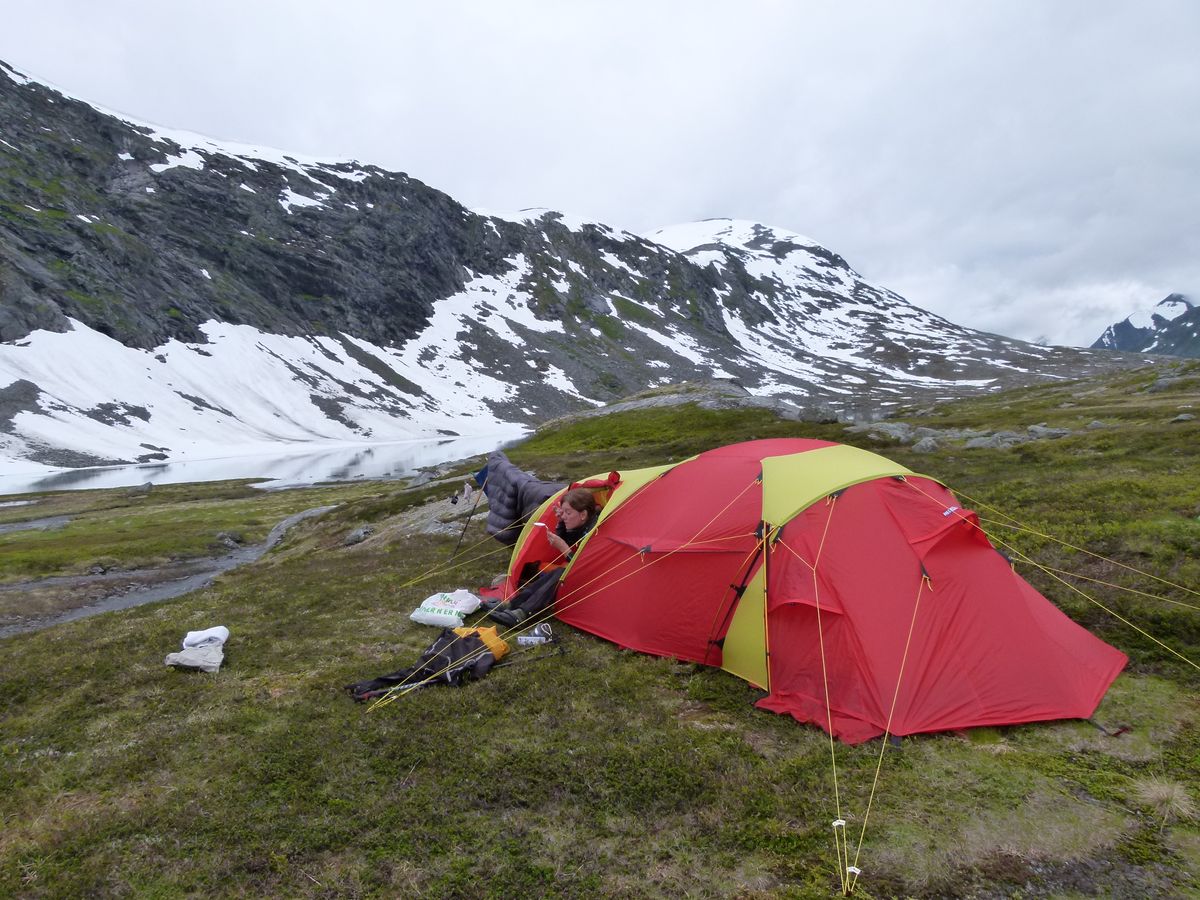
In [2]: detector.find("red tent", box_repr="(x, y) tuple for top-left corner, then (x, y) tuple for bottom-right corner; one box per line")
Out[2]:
(501, 438), (1127, 743)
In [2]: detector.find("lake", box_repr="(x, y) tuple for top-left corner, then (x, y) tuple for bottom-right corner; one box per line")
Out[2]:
(0, 431), (523, 496)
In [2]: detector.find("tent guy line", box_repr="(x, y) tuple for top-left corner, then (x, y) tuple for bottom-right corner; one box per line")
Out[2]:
(805, 493), (850, 896)
(367, 476), (764, 712)
(945, 485), (1200, 600)
(1038, 567), (1200, 613)
(902, 480), (1200, 628)
(999, 538), (1200, 674)
(847, 572), (928, 895)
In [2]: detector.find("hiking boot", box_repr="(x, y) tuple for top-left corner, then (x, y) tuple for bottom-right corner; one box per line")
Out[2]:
(479, 598), (506, 612)
(488, 607), (516, 627)
(488, 607), (528, 628)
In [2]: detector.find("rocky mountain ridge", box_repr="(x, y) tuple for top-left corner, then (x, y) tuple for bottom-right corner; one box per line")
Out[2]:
(1091, 293), (1199, 358)
(0, 59), (1148, 474)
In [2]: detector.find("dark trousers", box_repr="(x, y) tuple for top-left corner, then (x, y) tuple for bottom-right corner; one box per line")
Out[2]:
(511, 568), (565, 616)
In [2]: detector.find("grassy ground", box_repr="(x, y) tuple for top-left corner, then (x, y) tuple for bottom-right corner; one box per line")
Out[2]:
(0, 479), (394, 584)
(1, 363), (1198, 898)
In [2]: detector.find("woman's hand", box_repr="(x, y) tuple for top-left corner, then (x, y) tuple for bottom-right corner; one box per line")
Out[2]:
(546, 532), (569, 556)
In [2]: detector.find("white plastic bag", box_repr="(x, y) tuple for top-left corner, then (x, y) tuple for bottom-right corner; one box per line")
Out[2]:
(409, 589), (482, 628)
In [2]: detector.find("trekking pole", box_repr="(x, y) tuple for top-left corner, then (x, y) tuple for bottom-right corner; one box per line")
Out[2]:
(450, 475), (487, 559)
(491, 642), (565, 669)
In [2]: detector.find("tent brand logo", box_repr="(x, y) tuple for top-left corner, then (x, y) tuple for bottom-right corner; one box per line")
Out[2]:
(942, 505), (960, 517)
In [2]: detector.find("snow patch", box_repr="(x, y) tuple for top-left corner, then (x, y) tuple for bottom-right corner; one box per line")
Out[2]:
(0, 318), (520, 472)
(0, 64), (34, 87)
(150, 147), (206, 174)
(645, 218), (822, 255)
(279, 188), (327, 213)
(474, 207), (607, 233)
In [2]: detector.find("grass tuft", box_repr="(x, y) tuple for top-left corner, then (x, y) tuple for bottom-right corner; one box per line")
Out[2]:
(1134, 777), (1197, 831)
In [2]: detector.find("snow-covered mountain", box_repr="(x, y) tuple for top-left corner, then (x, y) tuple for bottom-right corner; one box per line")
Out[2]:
(1091, 294), (1199, 358)
(0, 59), (1142, 478)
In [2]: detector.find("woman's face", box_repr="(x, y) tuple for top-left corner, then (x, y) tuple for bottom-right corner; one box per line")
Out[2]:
(559, 502), (588, 530)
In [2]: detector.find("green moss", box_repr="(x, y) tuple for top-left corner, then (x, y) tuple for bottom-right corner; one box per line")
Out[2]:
(63, 288), (104, 309)
(594, 314), (623, 340)
(1118, 828), (1173, 865)
(610, 295), (658, 326)
(87, 220), (123, 236)
(25, 175), (68, 200)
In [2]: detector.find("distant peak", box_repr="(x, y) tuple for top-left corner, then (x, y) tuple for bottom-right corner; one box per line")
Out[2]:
(1158, 292), (1194, 310)
(1125, 293), (1194, 330)
(643, 219), (823, 255)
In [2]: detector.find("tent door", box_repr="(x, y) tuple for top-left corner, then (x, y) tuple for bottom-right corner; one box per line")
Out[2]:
(718, 561), (769, 690)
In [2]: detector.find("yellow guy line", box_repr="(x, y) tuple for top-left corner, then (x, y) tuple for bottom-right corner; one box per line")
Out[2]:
(702, 532), (769, 651)
(370, 478), (681, 709)
(512, 474), (762, 631)
(806, 495), (850, 895)
(902, 480), (1200, 672)
(1035, 565), (1200, 613)
(947, 487), (1200, 601)
(993, 537), (1200, 674)
(768, 532), (854, 892)
(369, 530), (764, 710)
(392, 531), (515, 592)
(350, 529), (518, 706)
(847, 574), (927, 895)
(370, 477), (762, 709)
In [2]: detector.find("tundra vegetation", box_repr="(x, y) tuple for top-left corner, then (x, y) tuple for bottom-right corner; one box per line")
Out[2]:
(1, 362), (1198, 898)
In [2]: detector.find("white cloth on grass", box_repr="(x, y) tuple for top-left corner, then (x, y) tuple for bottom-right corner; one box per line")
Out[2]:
(166, 625), (229, 672)
(182, 625), (229, 648)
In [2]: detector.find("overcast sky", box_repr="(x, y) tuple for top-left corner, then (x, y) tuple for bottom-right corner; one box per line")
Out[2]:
(2, 1), (1197, 347)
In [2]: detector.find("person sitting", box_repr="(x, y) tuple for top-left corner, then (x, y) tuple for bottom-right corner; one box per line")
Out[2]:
(487, 488), (598, 628)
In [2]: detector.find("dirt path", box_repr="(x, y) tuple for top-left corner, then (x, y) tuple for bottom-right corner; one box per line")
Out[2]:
(0, 515), (71, 534)
(0, 506), (336, 640)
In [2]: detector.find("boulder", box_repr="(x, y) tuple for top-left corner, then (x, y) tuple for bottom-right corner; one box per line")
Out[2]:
(344, 525), (374, 546)
(854, 422), (914, 443)
(965, 432), (1027, 450)
(215, 531), (244, 550)
(1028, 424), (1071, 439)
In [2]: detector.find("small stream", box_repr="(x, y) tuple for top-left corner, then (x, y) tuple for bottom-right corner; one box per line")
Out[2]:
(0, 505), (336, 640)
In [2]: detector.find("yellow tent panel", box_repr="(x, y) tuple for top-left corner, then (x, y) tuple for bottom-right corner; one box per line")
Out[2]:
(761, 445), (913, 527)
(720, 561), (769, 690)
